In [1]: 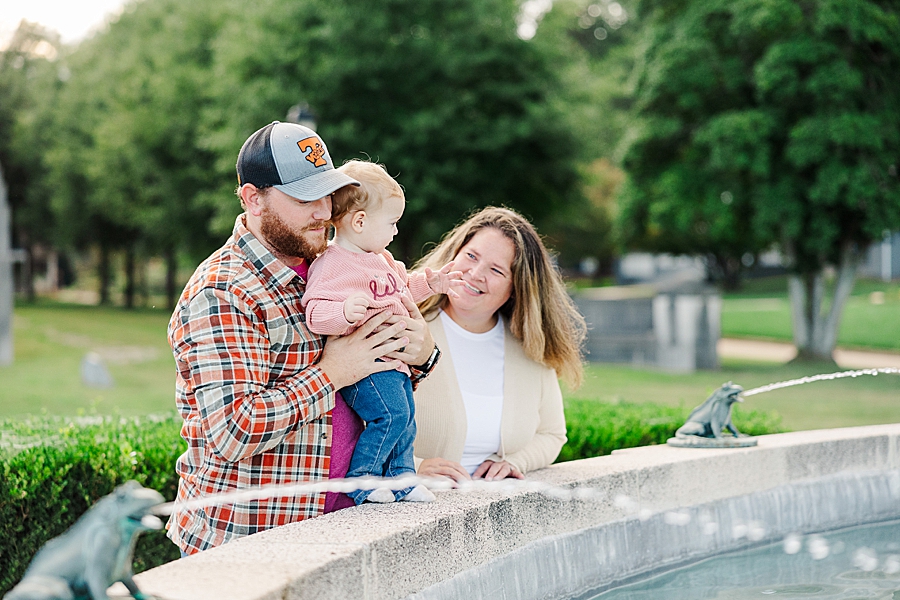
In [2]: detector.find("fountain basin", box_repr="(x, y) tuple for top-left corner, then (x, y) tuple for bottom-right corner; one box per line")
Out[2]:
(127, 424), (900, 600)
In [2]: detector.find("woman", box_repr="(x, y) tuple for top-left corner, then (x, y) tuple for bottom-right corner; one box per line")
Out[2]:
(412, 207), (586, 482)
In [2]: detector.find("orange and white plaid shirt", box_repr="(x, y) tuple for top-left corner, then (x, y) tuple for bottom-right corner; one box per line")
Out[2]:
(167, 215), (335, 554)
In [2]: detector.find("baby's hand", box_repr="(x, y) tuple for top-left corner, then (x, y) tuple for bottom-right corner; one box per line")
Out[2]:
(343, 292), (371, 323)
(425, 261), (465, 298)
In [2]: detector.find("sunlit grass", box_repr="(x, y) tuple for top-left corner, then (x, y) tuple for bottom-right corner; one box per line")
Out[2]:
(3, 300), (175, 418)
(722, 277), (900, 351)
(566, 360), (900, 432)
(4, 300), (898, 431)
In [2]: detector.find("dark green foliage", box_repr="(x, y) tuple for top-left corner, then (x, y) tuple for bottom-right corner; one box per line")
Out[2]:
(201, 0), (583, 261)
(620, 0), (900, 289)
(0, 415), (185, 595)
(3, 0), (588, 296)
(558, 399), (786, 462)
(0, 22), (61, 270)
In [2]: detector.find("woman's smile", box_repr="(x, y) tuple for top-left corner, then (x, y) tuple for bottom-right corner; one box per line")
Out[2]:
(462, 281), (484, 295)
(443, 227), (515, 332)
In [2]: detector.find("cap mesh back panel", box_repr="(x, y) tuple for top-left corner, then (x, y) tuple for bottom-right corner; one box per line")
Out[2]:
(237, 122), (281, 186)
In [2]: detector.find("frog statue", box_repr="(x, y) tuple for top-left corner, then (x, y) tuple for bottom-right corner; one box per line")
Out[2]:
(4, 481), (165, 600)
(675, 382), (746, 440)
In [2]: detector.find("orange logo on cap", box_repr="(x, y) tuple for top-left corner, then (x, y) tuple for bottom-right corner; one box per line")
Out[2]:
(297, 137), (327, 168)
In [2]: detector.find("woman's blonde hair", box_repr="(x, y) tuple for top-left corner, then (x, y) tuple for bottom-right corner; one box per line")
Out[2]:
(415, 206), (586, 388)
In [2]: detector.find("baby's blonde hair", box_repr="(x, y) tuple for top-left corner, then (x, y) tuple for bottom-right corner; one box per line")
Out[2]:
(331, 160), (404, 224)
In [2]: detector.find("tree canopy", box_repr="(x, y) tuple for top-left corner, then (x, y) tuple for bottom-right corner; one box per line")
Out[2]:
(201, 0), (584, 259)
(1, 0), (594, 305)
(620, 0), (900, 358)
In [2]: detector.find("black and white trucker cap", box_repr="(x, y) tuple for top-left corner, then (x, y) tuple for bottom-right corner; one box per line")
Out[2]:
(236, 121), (359, 201)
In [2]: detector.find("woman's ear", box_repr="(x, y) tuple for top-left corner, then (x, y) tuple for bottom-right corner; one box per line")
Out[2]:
(351, 210), (366, 233)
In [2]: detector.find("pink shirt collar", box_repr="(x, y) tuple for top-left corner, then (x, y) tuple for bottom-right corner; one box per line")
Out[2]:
(289, 260), (309, 283)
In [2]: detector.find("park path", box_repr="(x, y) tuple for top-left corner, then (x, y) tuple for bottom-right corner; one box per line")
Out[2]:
(718, 338), (900, 369)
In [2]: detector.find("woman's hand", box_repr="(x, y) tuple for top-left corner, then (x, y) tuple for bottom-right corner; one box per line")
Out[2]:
(417, 458), (471, 484)
(473, 460), (524, 482)
(383, 294), (435, 366)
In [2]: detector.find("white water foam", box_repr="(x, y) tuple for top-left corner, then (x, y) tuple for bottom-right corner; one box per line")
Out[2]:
(742, 367), (899, 397)
(153, 475), (609, 516)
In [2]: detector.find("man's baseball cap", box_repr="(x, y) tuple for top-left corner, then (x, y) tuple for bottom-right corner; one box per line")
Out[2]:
(236, 121), (359, 201)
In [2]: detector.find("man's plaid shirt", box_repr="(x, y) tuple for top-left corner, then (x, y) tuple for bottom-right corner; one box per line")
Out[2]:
(167, 215), (336, 554)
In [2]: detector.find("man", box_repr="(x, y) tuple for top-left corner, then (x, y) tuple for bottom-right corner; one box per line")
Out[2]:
(167, 121), (441, 554)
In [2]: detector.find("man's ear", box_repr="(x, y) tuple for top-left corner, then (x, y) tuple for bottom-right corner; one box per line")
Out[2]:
(240, 184), (266, 217)
(350, 210), (366, 233)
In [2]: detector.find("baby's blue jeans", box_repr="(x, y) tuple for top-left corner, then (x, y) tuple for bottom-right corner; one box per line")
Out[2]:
(340, 369), (416, 504)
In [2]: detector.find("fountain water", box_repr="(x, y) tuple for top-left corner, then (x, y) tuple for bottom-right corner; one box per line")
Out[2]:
(741, 367), (900, 397)
(592, 519), (900, 599)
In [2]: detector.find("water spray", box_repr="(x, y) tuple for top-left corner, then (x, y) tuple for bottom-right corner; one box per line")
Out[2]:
(741, 367), (899, 397)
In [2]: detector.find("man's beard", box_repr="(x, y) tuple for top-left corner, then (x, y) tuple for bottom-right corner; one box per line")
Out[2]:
(259, 206), (328, 262)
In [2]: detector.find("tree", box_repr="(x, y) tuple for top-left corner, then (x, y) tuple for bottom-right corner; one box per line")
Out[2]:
(35, 0), (225, 307)
(535, 0), (639, 274)
(620, 0), (900, 360)
(77, 0), (224, 308)
(0, 21), (62, 299)
(202, 0), (584, 261)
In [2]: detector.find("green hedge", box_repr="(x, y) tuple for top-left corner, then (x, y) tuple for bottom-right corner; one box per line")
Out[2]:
(0, 415), (185, 595)
(0, 402), (785, 594)
(559, 399), (787, 462)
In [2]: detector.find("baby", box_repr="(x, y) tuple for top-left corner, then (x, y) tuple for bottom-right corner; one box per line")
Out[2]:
(302, 160), (462, 504)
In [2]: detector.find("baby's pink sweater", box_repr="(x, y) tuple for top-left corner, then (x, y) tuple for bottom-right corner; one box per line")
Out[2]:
(302, 244), (435, 371)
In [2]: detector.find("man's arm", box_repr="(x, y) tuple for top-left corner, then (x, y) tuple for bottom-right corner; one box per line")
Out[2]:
(172, 287), (335, 463)
(172, 287), (411, 464)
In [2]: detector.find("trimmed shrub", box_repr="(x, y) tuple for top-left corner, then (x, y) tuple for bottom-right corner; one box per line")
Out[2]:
(559, 399), (787, 462)
(0, 402), (785, 594)
(0, 414), (185, 595)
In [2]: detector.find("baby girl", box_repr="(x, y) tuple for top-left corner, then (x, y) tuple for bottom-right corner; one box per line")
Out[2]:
(302, 160), (462, 504)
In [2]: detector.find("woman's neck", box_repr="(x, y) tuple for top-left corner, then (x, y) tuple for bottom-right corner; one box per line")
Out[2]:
(443, 304), (498, 334)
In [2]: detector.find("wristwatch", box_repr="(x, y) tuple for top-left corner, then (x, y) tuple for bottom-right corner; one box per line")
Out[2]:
(409, 344), (441, 386)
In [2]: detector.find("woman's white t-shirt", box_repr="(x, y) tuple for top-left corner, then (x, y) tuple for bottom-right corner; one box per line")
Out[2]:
(439, 310), (505, 475)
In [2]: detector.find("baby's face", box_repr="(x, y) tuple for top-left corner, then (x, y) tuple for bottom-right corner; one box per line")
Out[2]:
(356, 194), (405, 253)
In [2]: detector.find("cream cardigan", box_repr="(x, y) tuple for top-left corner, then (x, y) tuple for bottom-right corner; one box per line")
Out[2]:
(412, 312), (567, 474)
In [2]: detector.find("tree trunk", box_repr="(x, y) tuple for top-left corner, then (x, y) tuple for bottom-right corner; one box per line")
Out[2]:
(124, 246), (136, 309)
(165, 249), (177, 310)
(706, 253), (743, 291)
(98, 244), (111, 305)
(788, 245), (858, 362)
(22, 243), (35, 302)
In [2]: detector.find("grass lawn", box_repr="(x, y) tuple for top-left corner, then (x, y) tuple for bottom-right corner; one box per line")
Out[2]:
(568, 360), (900, 432)
(3, 301), (175, 417)
(4, 300), (898, 431)
(722, 276), (900, 351)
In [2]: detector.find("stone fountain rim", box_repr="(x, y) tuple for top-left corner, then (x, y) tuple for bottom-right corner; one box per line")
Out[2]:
(129, 423), (900, 600)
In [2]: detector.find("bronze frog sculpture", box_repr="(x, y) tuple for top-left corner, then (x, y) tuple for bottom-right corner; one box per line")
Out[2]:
(675, 382), (746, 439)
(4, 481), (164, 600)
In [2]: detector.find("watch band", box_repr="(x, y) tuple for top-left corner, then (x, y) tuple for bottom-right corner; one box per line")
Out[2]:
(409, 344), (441, 385)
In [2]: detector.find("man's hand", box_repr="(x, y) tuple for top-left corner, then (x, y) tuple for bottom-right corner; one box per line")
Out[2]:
(317, 310), (407, 390)
(417, 457), (471, 484)
(424, 261), (465, 298)
(473, 460), (524, 482)
(343, 292), (371, 323)
(382, 294), (435, 366)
